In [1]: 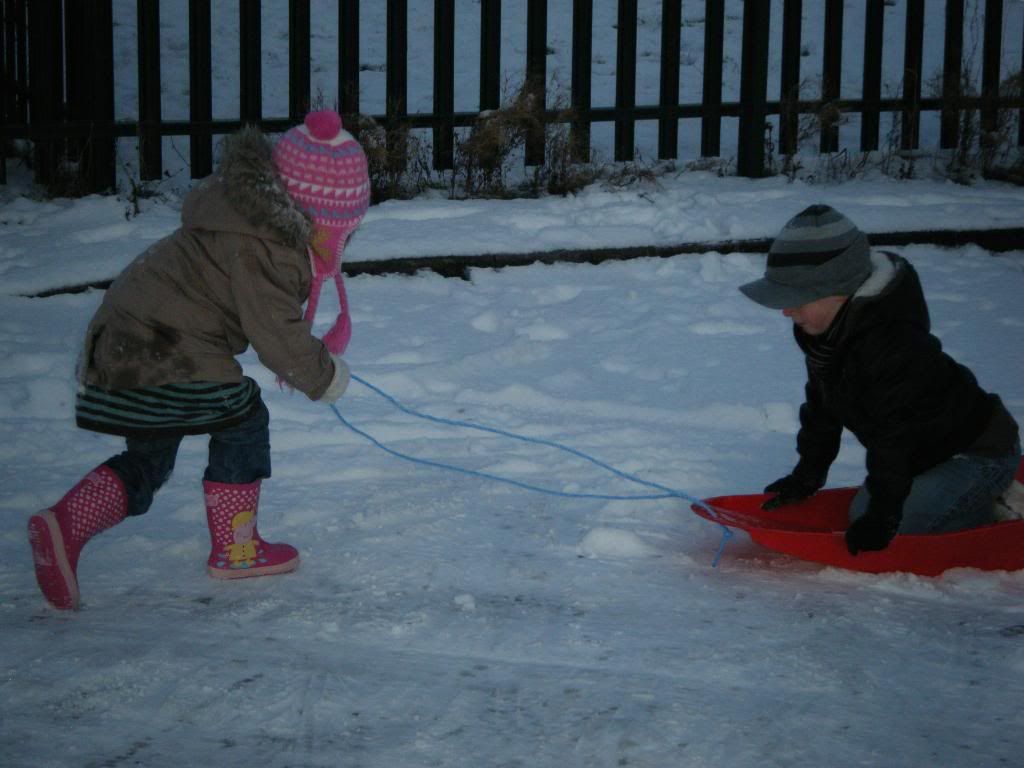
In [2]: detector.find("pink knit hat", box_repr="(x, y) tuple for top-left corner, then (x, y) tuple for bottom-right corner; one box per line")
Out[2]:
(273, 110), (370, 355)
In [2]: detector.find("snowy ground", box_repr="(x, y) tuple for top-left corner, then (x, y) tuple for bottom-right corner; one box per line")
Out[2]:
(2, 171), (1024, 766)
(3, 0), (1024, 763)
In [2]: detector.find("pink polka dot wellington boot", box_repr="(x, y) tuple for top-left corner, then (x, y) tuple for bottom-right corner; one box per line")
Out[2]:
(28, 466), (128, 610)
(204, 480), (299, 579)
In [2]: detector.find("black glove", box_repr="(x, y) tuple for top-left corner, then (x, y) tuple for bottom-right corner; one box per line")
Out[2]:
(761, 472), (823, 510)
(845, 500), (901, 555)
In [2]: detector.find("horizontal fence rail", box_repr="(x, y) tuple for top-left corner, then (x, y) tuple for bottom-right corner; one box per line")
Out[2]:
(1, 0), (1022, 191)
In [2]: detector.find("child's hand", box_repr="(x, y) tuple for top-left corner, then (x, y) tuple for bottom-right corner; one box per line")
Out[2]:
(761, 472), (822, 510)
(845, 501), (900, 555)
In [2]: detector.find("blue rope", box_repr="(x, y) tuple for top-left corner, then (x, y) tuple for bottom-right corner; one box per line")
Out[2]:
(330, 373), (733, 565)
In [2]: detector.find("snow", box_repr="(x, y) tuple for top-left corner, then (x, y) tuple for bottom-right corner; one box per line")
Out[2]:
(3, 2), (1024, 766)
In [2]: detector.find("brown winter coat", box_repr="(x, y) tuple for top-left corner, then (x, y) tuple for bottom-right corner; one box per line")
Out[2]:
(80, 127), (337, 400)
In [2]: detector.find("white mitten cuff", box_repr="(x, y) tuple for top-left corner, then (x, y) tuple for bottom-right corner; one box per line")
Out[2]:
(319, 357), (350, 403)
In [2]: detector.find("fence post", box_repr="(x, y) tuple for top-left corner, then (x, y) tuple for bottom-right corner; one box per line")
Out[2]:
(433, 0), (454, 170)
(901, 0), (924, 150)
(2, 0), (29, 184)
(239, 0), (262, 124)
(820, 0), (843, 153)
(27, 0), (62, 187)
(386, 0), (408, 168)
(700, 0), (724, 158)
(0, 1), (5, 184)
(657, 0), (680, 160)
(92, 2), (116, 192)
(0, 0), (22, 184)
(940, 0), (965, 150)
(189, 0), (213, 178)
(860, 0), (885, 152)
(525, 0), (547, 166)
(288, 0), (310, 120)
(337, 1), (358, 123)
(736, 0), (770, 177)
(614, 0), (638, 162)
(779, 0), (802, 155)
(339, 0), (359, 122)
(980, 0), (1003, 147)
(570, 0), (592, 163)
(5, 0), (27, 124)
(480, 0), (501, 112)
(137, 0), (162, 180)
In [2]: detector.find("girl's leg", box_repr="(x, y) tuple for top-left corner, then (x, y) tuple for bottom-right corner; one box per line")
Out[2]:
(105, 433), (183, 517)
(205, 397), (271, 484)
(201, 397), (297, 578)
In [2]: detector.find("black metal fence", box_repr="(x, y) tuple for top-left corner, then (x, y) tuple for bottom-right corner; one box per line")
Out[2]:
(2, 0), (1022, 192)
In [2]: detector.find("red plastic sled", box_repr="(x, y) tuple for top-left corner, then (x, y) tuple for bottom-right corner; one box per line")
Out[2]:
(692, 457), (1024, 576)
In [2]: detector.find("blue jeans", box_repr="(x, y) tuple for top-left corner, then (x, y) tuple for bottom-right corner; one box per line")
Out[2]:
(104, 398), (272, 517)
(849, 439), (1021, 533)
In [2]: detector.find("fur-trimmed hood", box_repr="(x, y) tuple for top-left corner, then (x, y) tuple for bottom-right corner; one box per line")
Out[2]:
(182, 126), (312, 251)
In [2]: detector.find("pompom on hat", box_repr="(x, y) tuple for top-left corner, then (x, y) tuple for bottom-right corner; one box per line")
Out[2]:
(739, 204), (872, 310)
(273, 110), (370, 355)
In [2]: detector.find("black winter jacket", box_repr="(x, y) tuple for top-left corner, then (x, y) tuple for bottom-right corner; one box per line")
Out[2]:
(791, 252), (1018, 511)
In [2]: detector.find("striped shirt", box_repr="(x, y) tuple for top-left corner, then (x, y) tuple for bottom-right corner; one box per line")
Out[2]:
(76, 378), (261, 438)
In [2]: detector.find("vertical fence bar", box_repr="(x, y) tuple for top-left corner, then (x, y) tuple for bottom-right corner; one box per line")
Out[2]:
(27, 0), (61, 186)
(137, 0), (162, 180)
(820, 0), (843, 153)
(71, 0), (115, 192)
(386, 0), (408, 168)
(0, 0), (6, 183)
(480, 0), (501, 112)
(1020, 11), (1024, 147)
(901, 0), (924, 150)
(340, 0), (359, 121)
(1, 1), (10, 124)
(614, 0), (638, 162)
(657, 0), (680, 159)
(940, 0), (965, 149)
(189, 0), (212, 178)
(91, 2), (116, 191)
(63, 2), (87, 173)
(288, 0), (310, 119)
(433, 0), (454, 170)
(67, 0), (115, 192)
(570, 0), (592, 162)
(736, 0), (770, 177)
(779, 0), (802, 155)
(239, 0), (262, 124)
(0, 0), (30, 184)
(10, 0), (28, 124)
(525, 0), (547, 165)
(860, 0), (884, 151)
(979, 0), (1003, 142)
(700, 0), (724, 157)
(386, 0), (408, 124)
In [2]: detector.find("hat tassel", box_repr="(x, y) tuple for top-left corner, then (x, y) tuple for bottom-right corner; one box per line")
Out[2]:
(320, 272), (352, 355)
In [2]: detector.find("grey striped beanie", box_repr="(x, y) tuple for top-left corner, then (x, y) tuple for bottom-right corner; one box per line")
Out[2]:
(739, 204), (871, 309)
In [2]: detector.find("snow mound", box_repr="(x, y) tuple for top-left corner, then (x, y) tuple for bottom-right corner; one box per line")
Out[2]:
(577, 527), (655, 558)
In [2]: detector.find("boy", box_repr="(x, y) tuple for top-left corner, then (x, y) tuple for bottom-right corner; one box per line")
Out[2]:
(739, 205), (1019, 555)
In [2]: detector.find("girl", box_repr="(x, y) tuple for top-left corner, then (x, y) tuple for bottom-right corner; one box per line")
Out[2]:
(28, 110), (369, 609)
